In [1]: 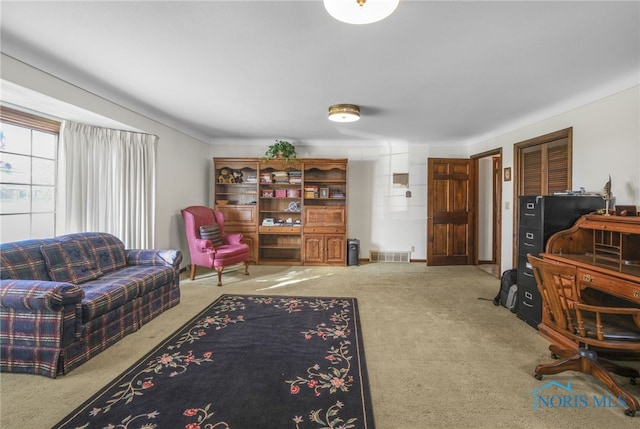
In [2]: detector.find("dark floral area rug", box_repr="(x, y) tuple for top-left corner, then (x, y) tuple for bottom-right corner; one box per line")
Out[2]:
(54, 294), (375, 429)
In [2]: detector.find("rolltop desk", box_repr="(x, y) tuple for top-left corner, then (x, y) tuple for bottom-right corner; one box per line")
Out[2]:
(539, 214), (640, 349)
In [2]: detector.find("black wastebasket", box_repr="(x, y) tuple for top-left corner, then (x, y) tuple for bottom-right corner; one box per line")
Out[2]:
(347, 238), (360, 266)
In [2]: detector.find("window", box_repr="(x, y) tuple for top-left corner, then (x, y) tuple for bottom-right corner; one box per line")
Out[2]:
(0, 107), (60, 242)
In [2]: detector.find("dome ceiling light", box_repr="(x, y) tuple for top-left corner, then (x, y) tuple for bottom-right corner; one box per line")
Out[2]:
(324, 0), (400, 25)
(328, 104), (361, 123)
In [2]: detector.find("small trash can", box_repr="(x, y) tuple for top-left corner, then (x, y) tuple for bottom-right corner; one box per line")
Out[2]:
(347, 238), (360, 266)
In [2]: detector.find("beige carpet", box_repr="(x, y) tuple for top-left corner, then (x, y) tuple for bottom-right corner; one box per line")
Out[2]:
(1, 263), (638, 428)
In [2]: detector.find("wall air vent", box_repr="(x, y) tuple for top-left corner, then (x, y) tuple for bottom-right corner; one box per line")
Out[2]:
(369, 250), (411, 263)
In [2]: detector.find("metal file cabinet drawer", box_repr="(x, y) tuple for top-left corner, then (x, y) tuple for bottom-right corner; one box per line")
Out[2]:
(516, 282), (542, 329)
(518, 227), (544, 255)
(519, 196), (542, 228)
(517, 254), (538, 289)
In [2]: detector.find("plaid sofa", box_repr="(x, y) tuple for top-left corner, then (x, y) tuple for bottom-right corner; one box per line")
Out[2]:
(0, 232), (182, 378)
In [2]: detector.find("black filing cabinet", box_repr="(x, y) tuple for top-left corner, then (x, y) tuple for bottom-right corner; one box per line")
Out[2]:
(516, 195), (602, 328)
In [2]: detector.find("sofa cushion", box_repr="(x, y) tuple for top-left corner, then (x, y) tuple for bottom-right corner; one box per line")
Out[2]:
(78, 277), (140, 322)
(78, 266), (175, 321)
(61, 233), (127, 275)
(199, 224), (223, 246)
(40, 241), (103, 284)
(0, 239), (58, 281)
(104, 265), (176, 296)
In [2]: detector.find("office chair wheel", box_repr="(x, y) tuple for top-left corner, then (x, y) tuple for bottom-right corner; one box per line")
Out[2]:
(624, 408), (636, 417)
(631, 378), (637, 386)
(535, 373), (543, 380)
(550, 352), (559, 359)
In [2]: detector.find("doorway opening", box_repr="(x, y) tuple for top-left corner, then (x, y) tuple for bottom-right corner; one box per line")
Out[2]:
(472, 149), (502, 277)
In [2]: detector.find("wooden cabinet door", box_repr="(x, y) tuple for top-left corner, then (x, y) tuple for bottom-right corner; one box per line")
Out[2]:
(326, 235), (346, 264)
(240, 233), (258, 263)
(304, 207), (346, 228)
(303, 234), (345, 265)
(303, 234), (324, 264)
(217, 206), (257, 228)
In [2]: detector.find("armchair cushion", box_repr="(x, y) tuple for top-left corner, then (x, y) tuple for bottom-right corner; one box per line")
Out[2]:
(40, 241), (103, 284)
(199, 224), (223, 246)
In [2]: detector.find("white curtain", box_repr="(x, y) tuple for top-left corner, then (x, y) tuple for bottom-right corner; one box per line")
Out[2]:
(58, 121), (158, 248)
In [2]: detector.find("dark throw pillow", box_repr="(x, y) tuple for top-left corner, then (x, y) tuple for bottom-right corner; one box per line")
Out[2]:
(199, 224), (223, 247)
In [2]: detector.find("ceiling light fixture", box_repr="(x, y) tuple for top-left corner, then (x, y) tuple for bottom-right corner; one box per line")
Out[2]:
(328, 104), (361, 122)
(324, 0), (399, 25)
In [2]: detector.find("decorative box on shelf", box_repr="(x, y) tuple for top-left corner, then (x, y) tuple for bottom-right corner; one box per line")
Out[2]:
(275, 189), (287, 198)
(287, 189), (301, 198)
(262, 190), (274, 198)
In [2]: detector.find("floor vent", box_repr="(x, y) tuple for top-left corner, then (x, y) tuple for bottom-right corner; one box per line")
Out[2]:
(369, 250), (411, 263)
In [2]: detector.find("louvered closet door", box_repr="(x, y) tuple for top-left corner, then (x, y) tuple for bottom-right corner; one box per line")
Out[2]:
(514, 128), (572, 275)
(519, 137), (571, 195)
(518, 128), (571, 196)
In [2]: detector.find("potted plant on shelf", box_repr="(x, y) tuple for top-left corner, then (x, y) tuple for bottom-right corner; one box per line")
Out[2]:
(263, 139), (297, 162)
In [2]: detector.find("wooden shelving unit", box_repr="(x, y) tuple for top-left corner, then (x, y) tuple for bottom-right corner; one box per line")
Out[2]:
(257, 160), (303, 264)
(214, 157), (348, 266)
(213, 159), (259, 262)
(302, 160), (347, 265)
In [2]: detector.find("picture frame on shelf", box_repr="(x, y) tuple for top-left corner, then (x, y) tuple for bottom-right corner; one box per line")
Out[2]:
(320, 188), (329, 198)
(615, 205), (637, 216)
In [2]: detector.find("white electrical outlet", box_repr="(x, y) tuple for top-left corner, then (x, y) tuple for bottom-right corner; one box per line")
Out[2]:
(411, 246), (415, 252)
(505, 201), (510, 210)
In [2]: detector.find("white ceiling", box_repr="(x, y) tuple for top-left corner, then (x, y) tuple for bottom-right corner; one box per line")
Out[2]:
(1, 1), (639, 145)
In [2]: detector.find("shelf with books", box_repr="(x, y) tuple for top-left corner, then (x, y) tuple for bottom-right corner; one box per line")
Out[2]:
(257, 164), (303, 264)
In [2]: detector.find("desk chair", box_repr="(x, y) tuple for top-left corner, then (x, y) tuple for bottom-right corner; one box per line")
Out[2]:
(527, 254), (640, 417)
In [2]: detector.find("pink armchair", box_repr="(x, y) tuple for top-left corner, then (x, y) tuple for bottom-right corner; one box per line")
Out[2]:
(181, 206), (250, 286)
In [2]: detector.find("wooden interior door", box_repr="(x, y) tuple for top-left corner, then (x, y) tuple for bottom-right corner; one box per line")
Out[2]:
(427, 158), (475, 266)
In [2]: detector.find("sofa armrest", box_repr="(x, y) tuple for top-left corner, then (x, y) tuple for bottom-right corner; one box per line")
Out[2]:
(224, 232), (243, 245)
(0, 280), (84, 311)
(126, 249), (183, 268)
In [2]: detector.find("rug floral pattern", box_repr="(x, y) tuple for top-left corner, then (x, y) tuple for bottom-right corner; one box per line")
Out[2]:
(54, 295), (374, 429)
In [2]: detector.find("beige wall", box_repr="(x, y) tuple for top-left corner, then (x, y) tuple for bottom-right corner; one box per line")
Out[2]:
(468, 85), (640, 271)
